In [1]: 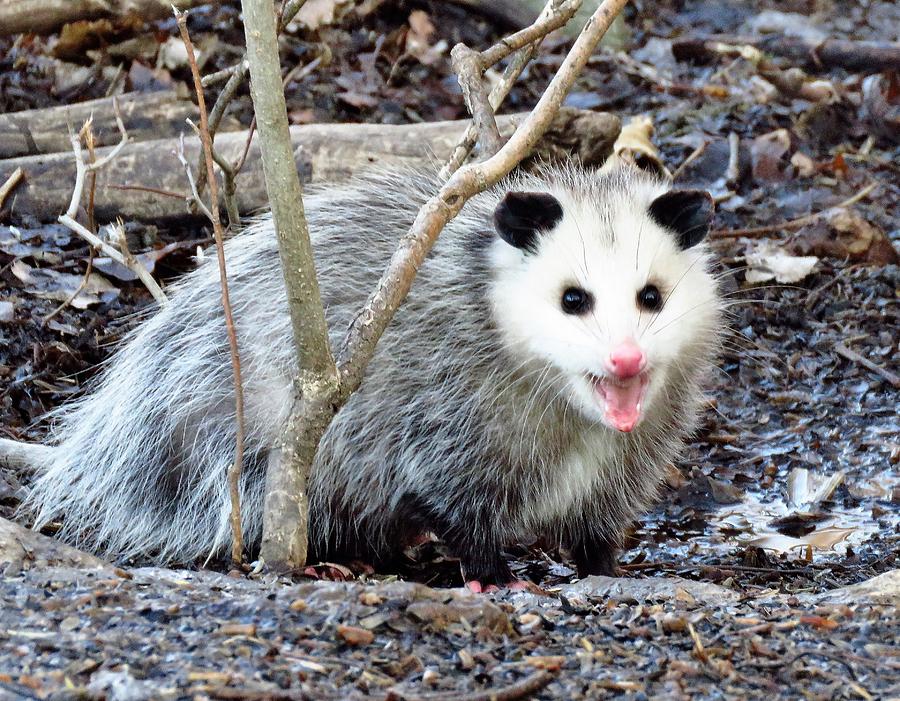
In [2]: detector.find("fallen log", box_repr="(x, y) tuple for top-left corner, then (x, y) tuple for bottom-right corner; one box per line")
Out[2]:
(0, 108), (620, 225)
(0, 90), (236, 159)
(0, 0), (208, 37)
(0, 516), (114, 573)
(672, 36), (900, 74)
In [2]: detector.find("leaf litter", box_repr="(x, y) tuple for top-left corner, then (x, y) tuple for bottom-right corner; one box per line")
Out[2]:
(0, 0), (898, 698)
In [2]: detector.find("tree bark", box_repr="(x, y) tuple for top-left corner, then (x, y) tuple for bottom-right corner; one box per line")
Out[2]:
(0, 0), (208, 36)
(0, 90), (226, 159)
(0, 109), (619, 225)
(242, 0), (339, 571)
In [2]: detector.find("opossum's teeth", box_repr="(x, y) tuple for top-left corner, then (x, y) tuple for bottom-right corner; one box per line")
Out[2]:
(591, 374), (649, 433)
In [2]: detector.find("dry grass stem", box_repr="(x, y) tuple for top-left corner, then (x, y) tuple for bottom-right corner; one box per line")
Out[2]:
(176, 9), (247, 566)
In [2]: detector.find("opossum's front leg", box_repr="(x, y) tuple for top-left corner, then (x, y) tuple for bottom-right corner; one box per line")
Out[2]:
(437, 519), (516, 590)
(570, 535), (619, 578)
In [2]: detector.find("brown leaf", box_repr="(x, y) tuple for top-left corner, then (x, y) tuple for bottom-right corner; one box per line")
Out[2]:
(53, 20), (116, 59)
(799, 614), (839, 631)
(291, 0), (355, 31)
(793, 208), (898, 265)
(751, 129), (792, 182)
(336, 624), (374, 646)
(525, 656), (566, 671)
(405, 10), (445, 66)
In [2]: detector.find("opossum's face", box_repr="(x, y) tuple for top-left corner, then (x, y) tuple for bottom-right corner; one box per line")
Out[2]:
(489, 176), (719, 433)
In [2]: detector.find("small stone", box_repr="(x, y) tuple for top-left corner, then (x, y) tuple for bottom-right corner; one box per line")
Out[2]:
(218, 623), (256, 636)
(336, 624), (374, 646)
(422, 669), (439, 685)
(289, 599), (307, 612)
(359, 591), (382, 606)
(59, 616), (80, 632)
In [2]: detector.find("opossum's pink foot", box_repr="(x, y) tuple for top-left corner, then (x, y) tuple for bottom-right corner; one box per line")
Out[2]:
(466, 579), (528, 594)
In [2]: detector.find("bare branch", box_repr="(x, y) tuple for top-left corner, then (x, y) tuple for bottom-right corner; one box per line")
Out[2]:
(0, 167), (23, 209)
(451, 44), (503, 156)
(176, 9), (247, 567)
(713, 182), (877, 239)
(441, 0), (578, 177)
(57, 107), (168, 306)
(479, 0), (582, 68)
(175, 134), (216, 222)
(338, 0), (631, 396)
(241, 0), (338, 570)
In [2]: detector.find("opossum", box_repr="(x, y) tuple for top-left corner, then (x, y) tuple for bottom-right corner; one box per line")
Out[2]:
(13, 163), (722, 588)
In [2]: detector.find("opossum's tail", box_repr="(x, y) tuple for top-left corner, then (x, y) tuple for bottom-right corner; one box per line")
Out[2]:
(15, 276), (280, 565)
(0, 438), (55, 473)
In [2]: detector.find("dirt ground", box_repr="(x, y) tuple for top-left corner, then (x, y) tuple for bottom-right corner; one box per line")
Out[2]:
(0, 0), (898, 699)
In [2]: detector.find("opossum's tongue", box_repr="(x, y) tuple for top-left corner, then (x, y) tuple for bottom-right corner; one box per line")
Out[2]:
(595, 376), (648, 433)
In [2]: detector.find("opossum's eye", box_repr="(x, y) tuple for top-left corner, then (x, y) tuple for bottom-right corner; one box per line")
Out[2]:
(494, 191), (564, 252)
(561, 287), (593, 315)
(648, 190), (714, 250)
(637, 284), (663, 311)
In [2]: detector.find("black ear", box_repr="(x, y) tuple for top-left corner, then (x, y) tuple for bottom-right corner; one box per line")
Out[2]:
(493, 192), (564, 252)
(648, 190), (714, 250)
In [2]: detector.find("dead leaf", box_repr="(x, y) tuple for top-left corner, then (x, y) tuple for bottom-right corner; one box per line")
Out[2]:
(157, 36), (198, 71)
(799, 614), (839, 630)
(792, 209), (899, 265)
(290, 0), (355, 31)
(336, 625), (374, 646)
(786, 467), (845, 509)
(751, 129), (792, 182)
(861, 72), (900, 145)
(336, 91), (379, 109)
(790, 151), (816, 177)
(747, 526), (854, 555)
(10, 259), (118, 309)
(405, 10), (446, 66)
(744, 243), (818, 284)
(601, 115), (669, 177)
(91, 242), (185, 282)
(53, 20), (116, 60)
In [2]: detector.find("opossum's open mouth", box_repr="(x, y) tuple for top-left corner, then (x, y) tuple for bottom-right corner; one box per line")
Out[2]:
(590, 373), (649, 433)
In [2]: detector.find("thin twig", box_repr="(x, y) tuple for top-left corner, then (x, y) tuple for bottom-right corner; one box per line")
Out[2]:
(834, 341), (900, 388)
(387, 671), (555, 701)
(0, 167), (24, 209)
(58, 104), (167, 306)
(176, 135), (216, 222)
(441, 0), (576, 177)
(725, 131), (740, 186)
(186, 119), (241, 228)
(451, 44), (503, 156)
(479, 0), (582, 68)
(670, 141), (707, 181)
(197, 0), (309, 196)
(176, 9), (246, 566)
(108, 183), (188, 200)
(42, 251), (94, 325)
(713, 182), (878, 238)
(234, 118), (257, 175)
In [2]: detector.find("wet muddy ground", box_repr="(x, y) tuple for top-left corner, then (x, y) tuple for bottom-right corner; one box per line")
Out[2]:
(0, 0), (898, 698)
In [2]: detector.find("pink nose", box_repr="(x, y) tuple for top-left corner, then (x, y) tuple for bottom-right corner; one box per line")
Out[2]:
(607, 340), (646, 378)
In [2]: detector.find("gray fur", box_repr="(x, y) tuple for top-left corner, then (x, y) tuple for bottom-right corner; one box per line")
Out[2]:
(21, 164), (722, 579)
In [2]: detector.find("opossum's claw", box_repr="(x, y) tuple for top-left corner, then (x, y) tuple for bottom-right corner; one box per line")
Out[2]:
(465, 579), (528, 594)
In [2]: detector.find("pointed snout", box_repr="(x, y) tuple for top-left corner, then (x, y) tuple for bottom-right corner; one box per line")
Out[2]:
(606, 339), (646, 379)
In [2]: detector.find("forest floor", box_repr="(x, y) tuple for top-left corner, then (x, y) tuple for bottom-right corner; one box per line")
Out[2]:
(0, 0), (898, 699)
